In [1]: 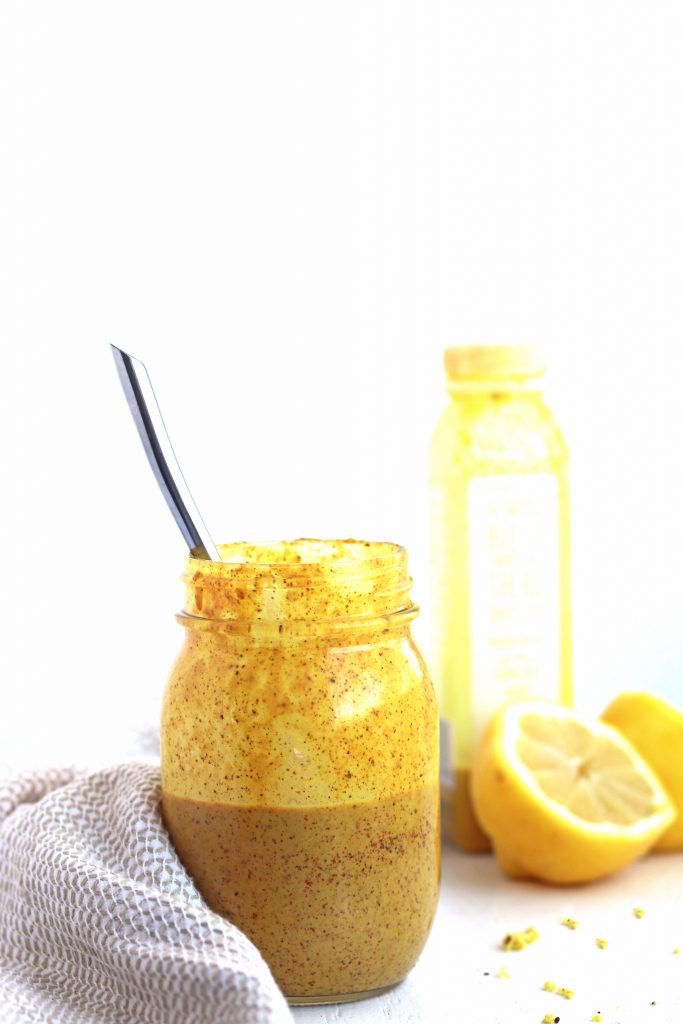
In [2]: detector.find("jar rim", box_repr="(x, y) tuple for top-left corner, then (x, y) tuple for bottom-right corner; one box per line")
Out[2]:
(181, 538), (415, 628)
(187, 538), (407, 573)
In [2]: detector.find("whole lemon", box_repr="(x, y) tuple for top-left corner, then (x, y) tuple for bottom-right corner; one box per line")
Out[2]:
(602, 691), (683, 851)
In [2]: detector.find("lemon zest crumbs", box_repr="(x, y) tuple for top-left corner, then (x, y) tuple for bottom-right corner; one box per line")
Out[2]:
(596, 938), (608, 949)
(542, 1015), (559, 1024)
(591, 1016), (603, 1022)
(561, 918), (578, 930)
(557, 987), (574, 1000)
(498, 966), (512, 980)
(633, 907), (646, 919)
(502, 926), (539, 951)
(543, 980), (558, 992)
(673, 948), (681, 955)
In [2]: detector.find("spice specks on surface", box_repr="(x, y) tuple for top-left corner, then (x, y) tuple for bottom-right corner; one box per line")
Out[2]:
(502, 926), (539, 951)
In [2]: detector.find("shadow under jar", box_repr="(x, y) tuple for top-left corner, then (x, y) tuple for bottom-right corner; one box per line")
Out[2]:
(161, 539), (440, 1005)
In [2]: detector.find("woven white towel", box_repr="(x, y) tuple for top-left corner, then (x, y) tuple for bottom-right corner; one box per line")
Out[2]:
(0, 762), (294, 1024)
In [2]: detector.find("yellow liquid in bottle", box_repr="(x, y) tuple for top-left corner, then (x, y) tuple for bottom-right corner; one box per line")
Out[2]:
(429, 347), (572, 851)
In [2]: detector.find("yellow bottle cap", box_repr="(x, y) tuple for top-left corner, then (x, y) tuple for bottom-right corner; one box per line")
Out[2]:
(444, 345), (545, 384)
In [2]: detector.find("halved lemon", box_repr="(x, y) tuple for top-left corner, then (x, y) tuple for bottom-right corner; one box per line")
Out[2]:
(602, 691), (683, 851)
(471, 701), (675, 884)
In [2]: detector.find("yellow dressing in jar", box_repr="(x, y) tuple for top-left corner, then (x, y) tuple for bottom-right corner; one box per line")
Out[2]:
(429, 346), (572, 851)
(161, 539), (440, 1004)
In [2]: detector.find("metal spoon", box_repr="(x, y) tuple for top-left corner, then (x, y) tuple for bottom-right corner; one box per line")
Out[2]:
(111, 345), (221, 561)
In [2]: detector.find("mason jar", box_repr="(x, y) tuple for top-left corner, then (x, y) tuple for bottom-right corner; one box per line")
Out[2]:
(161, 538), (440, 1005)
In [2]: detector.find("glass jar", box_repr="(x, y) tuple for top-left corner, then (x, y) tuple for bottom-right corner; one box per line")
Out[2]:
(429, 346), (572, 851)
(161, 538), (440, 1005)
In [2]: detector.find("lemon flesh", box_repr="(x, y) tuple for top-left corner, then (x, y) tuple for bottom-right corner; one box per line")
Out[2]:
(602, 691), (683, 851)
(471, 701), (675, 885)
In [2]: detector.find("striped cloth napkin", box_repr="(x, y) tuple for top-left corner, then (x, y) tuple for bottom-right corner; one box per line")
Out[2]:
(0, 761), (293, 1024)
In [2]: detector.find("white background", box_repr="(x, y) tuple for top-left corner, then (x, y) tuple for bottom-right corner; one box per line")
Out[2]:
(2, 1), (683, 759)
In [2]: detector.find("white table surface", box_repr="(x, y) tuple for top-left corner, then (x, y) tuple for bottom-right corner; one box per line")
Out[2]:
(4, 733), (681, 1024)
(293, 844), (683, 1024)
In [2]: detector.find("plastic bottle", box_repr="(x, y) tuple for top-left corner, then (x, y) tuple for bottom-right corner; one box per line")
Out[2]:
(429, 345), (572, 851)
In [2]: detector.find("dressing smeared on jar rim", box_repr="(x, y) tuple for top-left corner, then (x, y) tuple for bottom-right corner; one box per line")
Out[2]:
(180, 538), (417, 629)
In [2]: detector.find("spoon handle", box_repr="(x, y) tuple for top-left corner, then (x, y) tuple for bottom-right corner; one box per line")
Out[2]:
(111, 345), (221, 561)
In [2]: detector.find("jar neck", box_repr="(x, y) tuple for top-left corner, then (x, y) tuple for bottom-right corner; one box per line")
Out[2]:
(178, 539), (417, 635)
